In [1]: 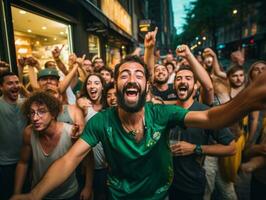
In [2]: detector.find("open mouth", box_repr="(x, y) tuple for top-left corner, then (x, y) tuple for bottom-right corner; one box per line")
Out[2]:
(33, 123), (41, 129)
(89, 89), (98, 99)
(125, 88), (138, 97)
(10, 89), (19, 95)
(177, 85), (188, 95)
(157, 73), (166, 79)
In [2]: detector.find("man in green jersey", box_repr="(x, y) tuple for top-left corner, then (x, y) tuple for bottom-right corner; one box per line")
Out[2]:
(11, 35), (266, 200)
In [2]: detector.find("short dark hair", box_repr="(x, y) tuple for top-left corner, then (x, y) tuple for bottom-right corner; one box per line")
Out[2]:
(226, 64), (244, 77)
(114, 55), (149, 81)
(165, 62), (175, 71)
(102, 82), (115, 108)
(0, 71), (16, 85)
(100, 67), (114, 78)
(22, 91), (62, 120)
(175, 65), (197, 82)
(92, 57), (103, 65)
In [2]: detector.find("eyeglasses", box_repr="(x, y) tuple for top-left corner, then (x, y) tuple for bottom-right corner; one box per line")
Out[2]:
(28, 110), (48, 118)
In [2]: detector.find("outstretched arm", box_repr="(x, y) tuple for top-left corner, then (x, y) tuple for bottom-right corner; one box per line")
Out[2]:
(171, 140), (235, 156)
(184, 71), (266, 129)
(13, 127), (32, 194)
(11, 139), (91, 200)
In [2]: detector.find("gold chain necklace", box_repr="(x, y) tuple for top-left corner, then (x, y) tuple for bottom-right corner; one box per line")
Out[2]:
(121, 117), (145, 137)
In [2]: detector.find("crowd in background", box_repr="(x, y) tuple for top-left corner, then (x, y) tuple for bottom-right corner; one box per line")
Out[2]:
(1, 28), (266, 200)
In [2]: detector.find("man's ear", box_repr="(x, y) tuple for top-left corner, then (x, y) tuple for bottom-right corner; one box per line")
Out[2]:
(194, 83), (198, 91)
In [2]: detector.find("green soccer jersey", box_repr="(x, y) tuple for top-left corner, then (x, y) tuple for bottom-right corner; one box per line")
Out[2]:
(81, 102), (189, 200)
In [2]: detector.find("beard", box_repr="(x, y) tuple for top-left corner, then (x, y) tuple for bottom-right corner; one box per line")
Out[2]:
(176, 83), (194, 102)
(154, 76), (168, 85)
(116, 82), (147, 113)
(230, 80), (245, 88)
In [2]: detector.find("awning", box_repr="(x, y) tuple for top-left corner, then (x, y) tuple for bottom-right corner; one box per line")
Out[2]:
(78, 0), (108, 27)
(78, 0), (136, 43)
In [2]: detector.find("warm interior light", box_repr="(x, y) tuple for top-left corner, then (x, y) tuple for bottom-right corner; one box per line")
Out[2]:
(19, 10), (27, 14)
(18, 48), (28, 54)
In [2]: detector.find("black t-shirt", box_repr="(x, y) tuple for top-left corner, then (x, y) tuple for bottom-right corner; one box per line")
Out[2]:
(151, 84), (177, 101)
(170, 101), (234, 194)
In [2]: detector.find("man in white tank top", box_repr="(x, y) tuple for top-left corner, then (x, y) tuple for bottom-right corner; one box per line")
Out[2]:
(12, 92), (93, 200)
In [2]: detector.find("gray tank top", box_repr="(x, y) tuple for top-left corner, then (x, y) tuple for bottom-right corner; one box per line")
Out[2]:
(57, 105), (74, 124)
(31, 123), (78, 199)
(86, 107), (108, 169)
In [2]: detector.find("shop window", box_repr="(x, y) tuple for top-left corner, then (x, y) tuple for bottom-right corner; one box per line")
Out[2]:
(88, 34), (100, 60)
(11, 6), (72, 67)
(106, 46), (121, 69)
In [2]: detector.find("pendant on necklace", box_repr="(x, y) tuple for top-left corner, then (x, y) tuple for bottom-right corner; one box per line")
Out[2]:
(130, 129), (139, 136)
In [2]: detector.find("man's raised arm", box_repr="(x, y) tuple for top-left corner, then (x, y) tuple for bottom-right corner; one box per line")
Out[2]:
(11, 139), (91, 200)
(144, 27), (158, 82)
(176, 45), (214, 105)
(184, 70), (266, 129)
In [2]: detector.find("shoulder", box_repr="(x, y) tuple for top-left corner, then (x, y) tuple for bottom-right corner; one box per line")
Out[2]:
(68, 104), (83, 114)
(23, 125), (33, 144)
(146, 102), (188, 116)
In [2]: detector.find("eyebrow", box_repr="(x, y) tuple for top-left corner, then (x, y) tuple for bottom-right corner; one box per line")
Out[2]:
(120, 69), (145, 75)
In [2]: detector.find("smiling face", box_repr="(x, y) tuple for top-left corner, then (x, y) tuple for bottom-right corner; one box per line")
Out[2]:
(106, 88), (117, 107)
(0, 75), (20, 103)
(100, 69), (112, 84)
(29, 102), (54, 132)
(154, 65), (169, 84)
(38, 76), (59, 89)
(174, 69), (195, 102)
(86, 75), (103, 103)
(116, 61), (147, 112)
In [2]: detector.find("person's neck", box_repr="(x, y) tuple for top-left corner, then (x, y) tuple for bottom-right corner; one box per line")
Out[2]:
(3, 95), (17, 104)
(39, 120), (59, 139)
(118, 107), (144, 125)
(92, 99), (102, 111)
(176, 98), (194, 109)
(154, 83), (168, 91)
(230, 85), (245, 98)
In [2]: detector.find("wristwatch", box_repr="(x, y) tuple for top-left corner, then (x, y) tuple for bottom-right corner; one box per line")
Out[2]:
(194, 144), (203, 156)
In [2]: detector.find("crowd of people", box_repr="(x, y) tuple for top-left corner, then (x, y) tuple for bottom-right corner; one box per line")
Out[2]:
(0, 28), (266, 200)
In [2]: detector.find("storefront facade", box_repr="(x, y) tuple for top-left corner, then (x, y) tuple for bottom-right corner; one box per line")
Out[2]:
(0, 0), (137, 73)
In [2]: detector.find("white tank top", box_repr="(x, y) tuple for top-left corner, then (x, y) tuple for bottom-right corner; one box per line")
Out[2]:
(31, 123), (78, 199)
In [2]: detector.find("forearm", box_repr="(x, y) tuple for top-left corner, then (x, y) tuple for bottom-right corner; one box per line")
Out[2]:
(59, 64), (78, 94)
(17, 65), (24, 83)
(144, 47), (155, 82)
(212, 59), (227, 79)
(186, 86), (256, 129)
(14, 162), (29, 194)
(246, 111), (259, 145)
(78, 67), (87, 82)
(55, 58), (68, 75)
(187, 53), (214, 104)
(28, 66), (40, 91)
(202, 141), (236, 156)
(30, 154), (82, 199)
(84, 151), (94, 188)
